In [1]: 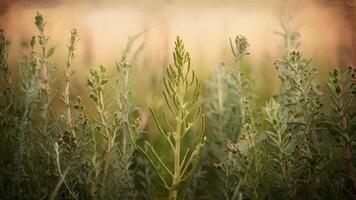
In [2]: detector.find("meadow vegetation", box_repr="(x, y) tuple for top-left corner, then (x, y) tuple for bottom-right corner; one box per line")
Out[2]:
(0, 12), (355, 200)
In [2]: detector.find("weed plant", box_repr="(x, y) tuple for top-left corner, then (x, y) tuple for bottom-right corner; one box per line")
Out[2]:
(0, 12), (355, 200)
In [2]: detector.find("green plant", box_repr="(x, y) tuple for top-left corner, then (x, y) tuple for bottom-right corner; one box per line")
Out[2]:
(203, 62), (235, 199)
(264, 98), (294, 197)
(206, 19), (344, 200)
(2, 12), (60, 199)
(17, 36), (39, 172)
(85, 35), (143, 198)
(1, 10), (356, 200)
(87, 65), (113, 186)
(63, 28), (79, 140)
(228, 35), (252, 134)
(272, 49), (327, 198)
(0, 29), (20, 198)
(0, 29), (13, 109)
(228, 36), (265, 200)
(205, 35), (265, 200)
(137, 36), (205, 200)
(35, 12), (57, 137)
(324, 67), (356, 195)
(0, 30), (14, 159)
(54, 28), (89, 199)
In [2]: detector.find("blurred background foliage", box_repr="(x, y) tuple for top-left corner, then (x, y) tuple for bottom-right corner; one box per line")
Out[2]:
(0, 0), (354, 129)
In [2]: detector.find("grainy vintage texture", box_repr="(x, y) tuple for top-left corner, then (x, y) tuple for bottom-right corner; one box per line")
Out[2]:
(0, 3), (355, 199)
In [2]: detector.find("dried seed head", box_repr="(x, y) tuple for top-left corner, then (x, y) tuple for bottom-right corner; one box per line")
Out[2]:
(231, 35), (249, 59)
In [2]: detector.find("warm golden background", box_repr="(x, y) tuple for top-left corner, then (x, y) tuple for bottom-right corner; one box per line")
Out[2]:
(0, 0), (355, 105)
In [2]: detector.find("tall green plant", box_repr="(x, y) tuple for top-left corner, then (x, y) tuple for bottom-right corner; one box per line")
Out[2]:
(206, 35), (265, 200)
(228, 35), (252, 134)
(264, 98), (294, 197)
(137, 36), (205, 200)
(272, 17), (326, 197)
(325, 67), (356, 195)
(87, 65), (114, 186)
(0, 30), (14, 157)
(86, 60), (140, 198)
(63, 29), (79, 140)
(229, 36), (265, 200)
(35, 12), (57, 136)
(0, 30), (13, 110)
(54, 28), (86, 199)
(9, 12), (60, 199)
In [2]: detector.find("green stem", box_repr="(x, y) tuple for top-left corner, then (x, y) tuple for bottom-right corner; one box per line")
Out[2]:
(98, 90), (112, 185)
(65, 41), (75, 137)
(235, 59), (245, 126)
(342, 113), (356, 194)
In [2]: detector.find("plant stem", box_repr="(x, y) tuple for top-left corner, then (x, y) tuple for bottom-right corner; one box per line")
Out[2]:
(122, 69), (130, 155)
(98, 90), (112, 185)
(65, 46), (75, 137)
(234, 58), (245, 127)
(342, 114), (356, 194)
(170, 84), (184, 200)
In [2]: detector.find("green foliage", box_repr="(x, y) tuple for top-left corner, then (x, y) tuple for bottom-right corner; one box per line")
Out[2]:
(203, 17), (356, 200)
(0, 30), (14, 154)
(0, 12), (141, 200)
(324, 67), (356, 195)
(204, 35), (267, 200)
(137, 36), (205, 200)
(0, 11), (355, 200)
(264, 98), (294, 197)
(85, 54), (140, 199)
